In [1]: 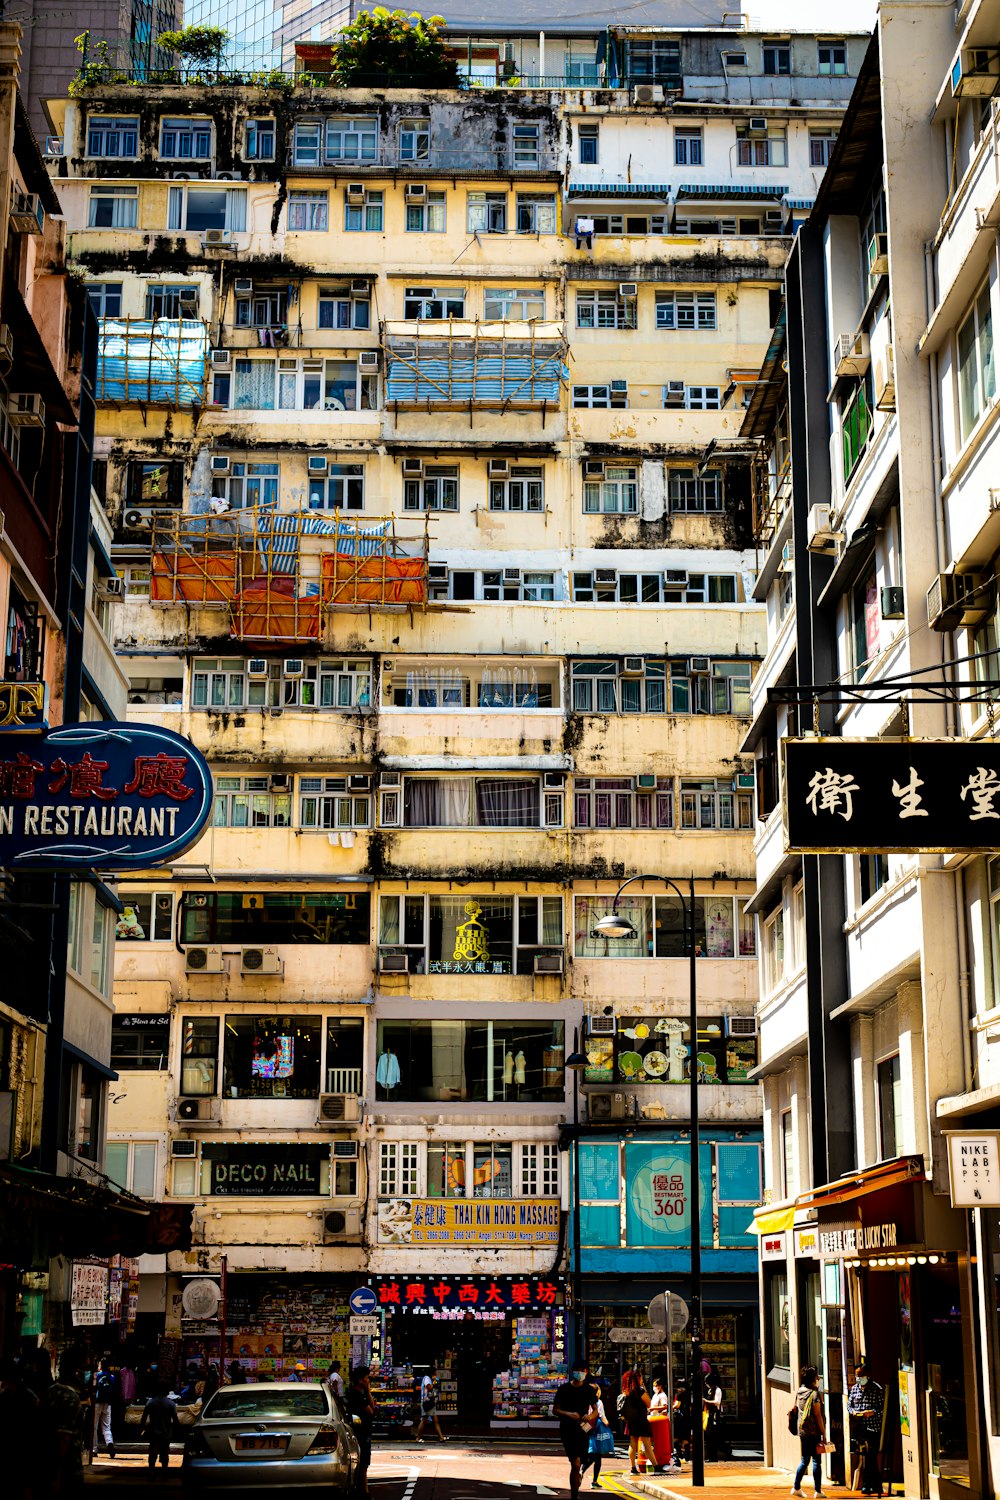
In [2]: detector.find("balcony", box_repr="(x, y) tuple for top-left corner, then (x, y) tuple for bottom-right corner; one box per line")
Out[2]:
(383, 321), (566, 412)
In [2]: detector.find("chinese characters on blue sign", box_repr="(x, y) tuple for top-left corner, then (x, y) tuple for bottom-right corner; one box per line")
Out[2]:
(783, 739), (1000, 851)
(0, 722), (213, 869)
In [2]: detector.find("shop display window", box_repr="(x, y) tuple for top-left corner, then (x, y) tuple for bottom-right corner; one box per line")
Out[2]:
(181, 891), (370, 945)
(378, 893), (563, 975)
(224, 1016), (322, 1099)
(585, 1016), (756, 1086)
(111, 1014), (170, 1070)
(325, 1018), (364, 1094)
(427, 1142), (470, 1197)
(574, 895), (755, 958)
(180, 1017), (219, 1096)
(375, 1019), (565, 1102)
(114, 891), (175, 941)
(766, 1267), (791, 1374)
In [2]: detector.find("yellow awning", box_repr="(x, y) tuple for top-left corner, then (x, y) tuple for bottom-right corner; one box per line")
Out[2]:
(747, 1205), (796, 1235)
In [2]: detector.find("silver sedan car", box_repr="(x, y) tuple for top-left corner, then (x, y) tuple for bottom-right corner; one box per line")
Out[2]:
(182, 1382), (360, 1493)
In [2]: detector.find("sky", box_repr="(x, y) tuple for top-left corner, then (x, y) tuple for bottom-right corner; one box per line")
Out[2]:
(746, 0), (877, 29)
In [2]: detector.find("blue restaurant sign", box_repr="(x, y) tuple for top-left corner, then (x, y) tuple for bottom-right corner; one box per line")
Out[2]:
(0, 722), (213, 871)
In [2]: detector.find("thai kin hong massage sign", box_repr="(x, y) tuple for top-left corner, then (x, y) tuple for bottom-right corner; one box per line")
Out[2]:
(0, 722), (213, 870)
(377, 1197), (560, 1247)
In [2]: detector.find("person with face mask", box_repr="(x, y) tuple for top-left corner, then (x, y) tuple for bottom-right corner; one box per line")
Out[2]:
(553, 1362), (598, 1496)
(848, 1362), (885, 1495)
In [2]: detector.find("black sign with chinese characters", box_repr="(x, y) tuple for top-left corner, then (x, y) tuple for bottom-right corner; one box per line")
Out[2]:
(783, 737), (1000, 852)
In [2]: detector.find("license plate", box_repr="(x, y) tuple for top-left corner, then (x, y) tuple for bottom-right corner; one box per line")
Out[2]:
(235, 1436), (286, 1451)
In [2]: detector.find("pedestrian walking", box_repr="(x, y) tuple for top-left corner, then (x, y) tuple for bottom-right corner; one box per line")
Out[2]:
(347, 1366), (375, 1497)
(139, 1380), (178, 1472)
(583, 1376), (614, 1489)
(289, 1362), (308, 1382)
(704, 1365), (726, 1462)
(414, 1367), (446, 1442)
(791, 1365), (827, 1499)
(553, 1361), (597, 1497)
(325, 1359), (344, 1403)
(40, 1352), (88, 1500)
(847, 1362), (885, 1495)
(618, 1368), (661, 1475)
(93, 1358), (117, 1458)
(671, 1381), (691, 1462)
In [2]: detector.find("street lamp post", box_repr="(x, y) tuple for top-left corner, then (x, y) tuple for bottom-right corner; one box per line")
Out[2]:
(566, 1028), (588, 1364)
(593, 874), (704, 1489)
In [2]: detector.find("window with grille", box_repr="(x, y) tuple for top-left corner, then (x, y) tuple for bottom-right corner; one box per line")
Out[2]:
(583, 466), (638, 513)
(576, 290), (636, 330)
(160, 118), (213, 159)
(379, 1142), (420, 1196)
(404, 468), (459, 511)
(574, 777), (673, 828)
(656, 292), (716, 330)
(489, 468), (544, 511)
(299, 777), (371, 829)
(668, 468), (722, 511)
(521, 1143), (559, 1195)
(87, 116), (139, 158)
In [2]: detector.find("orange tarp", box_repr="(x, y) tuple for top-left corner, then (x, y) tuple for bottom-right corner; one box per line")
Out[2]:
(320, 552), (426, 605)
(232, 579), (320, 641)
(151, 551), (237, 604)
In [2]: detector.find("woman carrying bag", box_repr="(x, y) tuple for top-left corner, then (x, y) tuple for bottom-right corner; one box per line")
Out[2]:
(584, 1378), (615, 1488)
(791, 1365), (828, 1499)
(618, 1368), (663, 1475)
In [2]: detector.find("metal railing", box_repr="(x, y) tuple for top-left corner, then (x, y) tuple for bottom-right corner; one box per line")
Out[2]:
(326, 1067), (362, 1094)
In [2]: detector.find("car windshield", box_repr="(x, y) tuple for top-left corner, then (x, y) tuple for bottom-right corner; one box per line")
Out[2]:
(204, 1389), (328, 1419)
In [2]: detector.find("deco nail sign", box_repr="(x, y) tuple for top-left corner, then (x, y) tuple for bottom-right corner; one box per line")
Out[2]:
(0, 722), (213, 871)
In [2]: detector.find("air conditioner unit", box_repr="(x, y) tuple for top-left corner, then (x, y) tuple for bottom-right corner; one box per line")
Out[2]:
(216, 170), (243, 182)
(379, 951), (409, 973)
(346, 184), (366, 203)
(322, 1207), (362, 1242)
(11, 192), (43, 234)
(610, 379), (628, 393)
(8, 393), (44, 428)
(307, 455), (329, 474)
(734, 771), (755, 791)
(319, 1093), (360, 1123)
(763, 209), (784, 234)
(594, 569), (616, 584)
(427, 562), (449, 581)
(358, 350), (380, 371)
(171, 171), (195, 180)
(952, 47), (1000, 97)
(874, 345), (895, 411)
(584, 460), (605, 477)
(488, 458), (510, 478)
(503, 567), (521, 581)
(534, 951), (565, 975)
(618, 282), (638, 298)
(211, 455), (231, 473)
(185, 945), (225, 974)
(124, 508), (152, 529)
(664, 569), (688, 585)
(283, 658), (304, 677)
(835, 330), (870, 377)
(350, 279), (370, 297)
(177, 1097), (220, 1122)
(868, 233), (889, 277)
(234, 278), (254, 294)
(178, 287), (200, 309)
(211, 349), (231, 368)
(270, 773), (290, 791)
(637, 774), (657, 789)
(171, 1138), (197, 1157)
(880, 585), (905, 620)
(588, 1091), (634, 1122)
(632, 84), (665, 105)
(0, 325), (14, 369)
(98, 576), (126, 600)
(689, 656), (710, 673)
(402, 458), (423, 477)
(664, 381), (685, 407)
(926, 571), (991, 631)
(202, 229), (232, 247)
(778, 541), (793, 575)
(748, 116), (768, 135)
(348, 773), (372, 790)
(806, 502), (844, 554)
(379, 770), (401, 787)
(588, 1014), (616, 1036)
(543, 770), (566, 788)
(622, 657), (645, 676)
(241, 947), (282, 975)
(405, 183), (427, 201)
(725, 1013), (758, 1038)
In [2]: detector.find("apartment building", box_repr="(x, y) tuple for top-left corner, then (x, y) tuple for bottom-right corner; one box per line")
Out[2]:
(743, 4), (1000, 1496)
(45, 29), (862, 1425)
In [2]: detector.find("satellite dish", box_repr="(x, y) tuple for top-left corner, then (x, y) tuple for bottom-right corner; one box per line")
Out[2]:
(182, 1278), (221, 1319)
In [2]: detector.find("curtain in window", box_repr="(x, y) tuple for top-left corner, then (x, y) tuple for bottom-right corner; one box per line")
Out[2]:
(405, 668), (464, 706)
(234, 360), (275, 411)
(479, 664), (538, 707)
(574, 896), (651, 957)
(379, 898), (400, 944)
(225, 189), (247, 233)
(541, 897), (562, 945)
(167, 186), (183, 230)
(476, 779), (539, 827)
(404, 778), (473, 826)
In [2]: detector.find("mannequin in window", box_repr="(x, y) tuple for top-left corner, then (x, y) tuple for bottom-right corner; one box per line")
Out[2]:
(503, 1051), (515, 1090)
(376, 1047), (400, 1098)
(514, 1050), (526, 1088)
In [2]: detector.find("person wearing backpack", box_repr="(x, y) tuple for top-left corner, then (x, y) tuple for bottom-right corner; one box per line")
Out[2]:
(791, 1365), (827, 1498)
(93, 1359), (117, 1459)
(618, 1368), (662, 1475)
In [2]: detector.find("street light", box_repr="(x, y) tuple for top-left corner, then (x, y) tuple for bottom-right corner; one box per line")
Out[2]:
(593, 874), (705, 1489)
(566, 1030), (588, 1364)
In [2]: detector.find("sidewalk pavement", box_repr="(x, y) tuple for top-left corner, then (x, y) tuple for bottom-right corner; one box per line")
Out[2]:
(614, 1459), (876, 1500)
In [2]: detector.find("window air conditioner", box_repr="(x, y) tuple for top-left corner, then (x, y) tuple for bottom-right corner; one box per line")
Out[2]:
(346, 185), (366, 205)
(664, 381), (685, 407)
(270, 773), (290, 791)
(689, 656), (710, 674)
(98, 576), (126, 600)
(234, 278), (253, 294)
(868, 233), (889, 277)
(664, 569), (688, 584)
(241, 947), (282, 975)
(926, 571), (991, 631)
(8, 392), (45, 428)
(748, 117), (768, 135)
(283, 658), (305, 677)
(171, 1138), (197, 1156)
(488, 459), (510, 478)
(636, 774), (657, 789)
(185, 946), (225, 974)
(621, 657), (645, 676)
(588, 1014), (616, 1036)
(594, 569), (616, 584)
(428, 563), (449, 581)
(734, 771), (755, 791)
(588, 1091), (634, 1121)
(618, 282), (638, 298)
(348, 774), (372, 790)
(211, 350), (231, 368)
(44, 136), (65, 158)
(835, 331), (870, 377)
(763, 209), (784, 235)
(543, 771), (566, 788)
(610, 379), (628, 393)
(319, 1093), (360, 1122)
(405, 183), (427, 201)
(178, 288), (200, 311)
(379, 770), (401, 786)
(379, 951), (409, 973)
(402, 458), (423, 477)
(584, 460), (604, 477)
(725, 1013), (758, 1038)
(632, 84), (665, 105)
(358, 350), (380, 371)
(503, 567), (521, 581)
(350, 279), (370, 297)
(534, 951), (565, 975)
(323, 1207), (362, 1242)
(307, 455), (329, 473)
(0, 324), (14, 370)
(11, 192), (43, 234)
(952, 47), (1000, 97)
(211, 455), (231, 472)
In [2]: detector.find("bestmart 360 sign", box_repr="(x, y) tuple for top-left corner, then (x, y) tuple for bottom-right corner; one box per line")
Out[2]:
(0, 722), (213, 870)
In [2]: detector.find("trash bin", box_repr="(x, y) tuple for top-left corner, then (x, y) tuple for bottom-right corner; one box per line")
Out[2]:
(649, 1412), (673, 1468)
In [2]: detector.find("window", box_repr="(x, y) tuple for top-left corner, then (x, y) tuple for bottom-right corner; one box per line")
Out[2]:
(192, 657), (371, 711)
(308, 463), (364, 510)
(578, 123), (599, 164)
(288, 191), (328, 232)
(842, 380), (872, 480)
(87, 283), (123, 318)
(467, 192), (507, 233)
(859, 852), (890, 904)
(404, 467), (458, 511)
(236, 289), (289, 328)
(737, 128), (788, 168)
(167, 186), (246, 234)
(379, 1141), (419, 1196)
(90, 902), (112, 994)
(300, 777), (371, 830)
(274, 357), (370, 413)
(224, 1015), (322, 1100)
(482, 571), (555, 601)
(628, 37), (680, 84)
(489, 467), (544, 511)
(213, 775), (291, 828)
(762, 904), (785, 992)
(405, 191), (446, 232)
(399, 118), (430, 160)
(571, 659), (666, 712)
(762, 41), (791, 75)
(403, 287), (465, 320)
(576, 290), (636, 330)
(160, 117), (212, 159)
(958, 280), (996, 443)
(105, 1140), (157, 1197)
(180, 1017), (220, 1097)
(87, 116), (139, 158)
(384, 658), (559, 710)
(674, 126), (703, 166)
(766, 1266), (790, 1371)
(426, 1141), (468, 1196)
(572, 385), (628, 409)
(375, 1017), (565, 1099)
(818, 40), (847, 75)
(656, 291), (716, 330)
(668, 468), (722, 511)
(809, 129), (838, 167)
(325, 116), (378, 161)
(378, 893), (563, 976)
(583, 466), (638, 513)
(181, 892), (370, 947)
(672, 385), (721, 410)
(521, 1143), (559, 1196)
(572, 571), (667, 603)
(145, 284), (196, 320)
(574, 895), (751, 960)
(850, 557), (879, 680)
(668, 658), (752, 712)
(781, 1112), (795, 1197)
(318, 288), (370, 329)
(402, 776), (543, 828)
(114, 891), (175, 942)
(574, 777), (673, 829)
(210, 460), (279, 509)
(111, 1014), (170, 1071)
(680, 778), (753, 830)
(292, 121), (322, 165)
(89, 187), (138, 229)
(516, 194), (556, 234)
(68, 1063), (103, 1160)
(483, 287), (545, 321)
(344, 189), (383, 232)
(512, 122), (540, 167)
(589, 213), (669, 235)
(244, 117), (275, 160)
(876, 1054), (902, 1159)
(325, 1017), (363, 1094)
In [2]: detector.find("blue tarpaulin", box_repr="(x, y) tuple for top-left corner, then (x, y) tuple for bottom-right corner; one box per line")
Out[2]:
(256, 513), (391, 574)
(96, 319), (208, 407)
(386, 352), (561, 406)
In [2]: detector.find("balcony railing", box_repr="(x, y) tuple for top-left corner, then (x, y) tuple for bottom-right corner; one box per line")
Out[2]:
(327, 1067), (362, 1094)
(842, 382), (872, 483)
